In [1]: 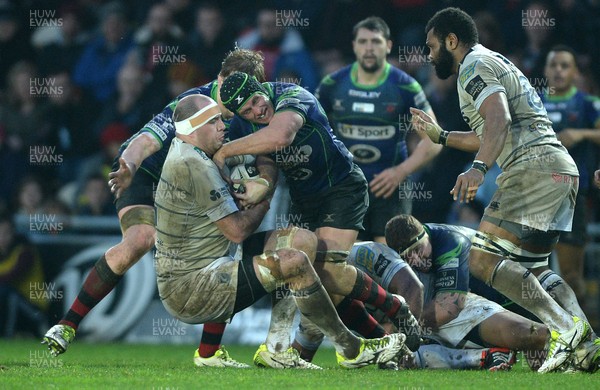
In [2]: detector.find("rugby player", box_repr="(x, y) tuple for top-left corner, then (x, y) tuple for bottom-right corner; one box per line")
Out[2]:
(154, 93), (406, 369)
(295, 215), (553, 371)
(316, 16), (441, 243)
(215, 72), (420, 367)
(410, 7), (590, 372)
(42, 49), (268, 367)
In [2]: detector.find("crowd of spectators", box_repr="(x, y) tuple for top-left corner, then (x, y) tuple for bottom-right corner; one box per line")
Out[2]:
(0, 0), (599, 226)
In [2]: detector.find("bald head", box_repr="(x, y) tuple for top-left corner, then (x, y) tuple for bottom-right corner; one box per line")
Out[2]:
(173, 94), (212, 121)
(173, 94), (221, 135)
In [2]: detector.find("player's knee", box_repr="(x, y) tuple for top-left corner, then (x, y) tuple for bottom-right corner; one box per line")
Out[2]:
(277, 248), (312, 276)
(290, 228), (317, 261)
(254, 248), (312, 291)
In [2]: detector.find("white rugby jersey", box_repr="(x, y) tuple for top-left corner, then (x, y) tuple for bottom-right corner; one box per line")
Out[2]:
(155, 138), (237, 276)
(457, 44), (577, 174)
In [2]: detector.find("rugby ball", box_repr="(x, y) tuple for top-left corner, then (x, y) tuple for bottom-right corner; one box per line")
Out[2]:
(230, 163), (259, 193)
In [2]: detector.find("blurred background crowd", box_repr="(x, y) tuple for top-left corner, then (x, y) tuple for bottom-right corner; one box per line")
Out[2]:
(1, 0), (600, 336)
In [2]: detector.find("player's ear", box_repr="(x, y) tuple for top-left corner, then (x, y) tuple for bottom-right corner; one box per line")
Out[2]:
(386, 39), (392, 54)
(446, 33), (459, 51)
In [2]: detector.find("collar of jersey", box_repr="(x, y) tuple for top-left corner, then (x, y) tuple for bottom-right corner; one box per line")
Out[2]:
(263, 82), (275, 99)
(350, 62), (390, 89)
(543, 85), (577, 102)
(210, 80), (218, 101)
(458, 44), (480, 71)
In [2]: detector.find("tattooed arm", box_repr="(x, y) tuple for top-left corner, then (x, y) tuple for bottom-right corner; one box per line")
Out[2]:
(421, 291), (467, 330)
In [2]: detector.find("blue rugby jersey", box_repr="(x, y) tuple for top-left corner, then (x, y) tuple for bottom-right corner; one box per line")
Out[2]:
(541, 86), (600, 191)
(316, 63), (431, 182)
(228, 82), (355, 197)
(423, 223), (472, 298)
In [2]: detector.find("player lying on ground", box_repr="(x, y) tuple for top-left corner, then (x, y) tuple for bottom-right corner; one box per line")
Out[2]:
(153, 93), (406, 369)
(293, 215), (552, 371)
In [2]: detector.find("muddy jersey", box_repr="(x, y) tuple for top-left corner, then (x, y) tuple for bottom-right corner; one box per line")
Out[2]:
(118, 81), (220, 180)
(228, 82), (354, 197)
(316, 63), (431, 182)
(457, 44), (577, 175)
(154, 138), (237, 277)
(541, 87), (600, 191)
(347, 241), (409, 289)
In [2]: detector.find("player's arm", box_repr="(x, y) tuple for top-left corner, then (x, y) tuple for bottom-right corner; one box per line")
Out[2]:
(371, 108), (443, 198)
(451, 92), (510, 203)
(422, 291), (467, 329)
(388, 266), (425, 319)
(108, 133), (161, 198)
(214, 200), (270, 243)
(409, 107), (481, 152)
(422, 232), (471, 329)
(213, 111), (303, 167)
(472, 91), (510, 167)
(558, 128), (600, 148)
(405, 108), (444, 168)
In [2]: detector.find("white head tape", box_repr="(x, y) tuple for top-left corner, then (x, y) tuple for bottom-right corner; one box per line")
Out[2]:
(399, 229), (427, 256)
(174, 97), (221, 135)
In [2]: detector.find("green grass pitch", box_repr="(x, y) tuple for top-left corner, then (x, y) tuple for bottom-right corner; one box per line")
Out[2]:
(0, 339), (597, 389)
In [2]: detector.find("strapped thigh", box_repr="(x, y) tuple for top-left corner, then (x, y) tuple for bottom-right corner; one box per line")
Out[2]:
(119, 206), (155, 231)
(471, 231), (549, 269)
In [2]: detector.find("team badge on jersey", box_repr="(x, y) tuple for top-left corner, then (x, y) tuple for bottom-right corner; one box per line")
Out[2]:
(465, 75), (487, 100)
(459, 61), (477, 85)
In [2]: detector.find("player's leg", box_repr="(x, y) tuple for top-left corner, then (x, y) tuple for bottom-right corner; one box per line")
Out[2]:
(42, 168), (157, 354)
(478, 311), (548, 359)
(252, 236), (407, 368)
(469, 221), (568, 327)
(251, 227), (322, 368)
(469, 221), (588, 372)
(312, 179), (419, 335)
(531, 266), (590, 325)
(253, 228), (385, 368)
(42, 205), (155, 355)
(536, 201), (590, 327)
(312, 228), (420, 343)
(346, 241), (425, 319)
(407, 344), (513, 371)
(292, 297), (388, 362)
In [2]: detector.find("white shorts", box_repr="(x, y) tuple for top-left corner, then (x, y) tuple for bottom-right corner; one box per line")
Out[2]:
(485, 168), (577, 232)
(433, 293), (505, 347)
(158, 256), (239, 324)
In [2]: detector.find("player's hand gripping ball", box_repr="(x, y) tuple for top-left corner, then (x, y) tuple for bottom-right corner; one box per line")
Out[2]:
(229, 163), (260, 193)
